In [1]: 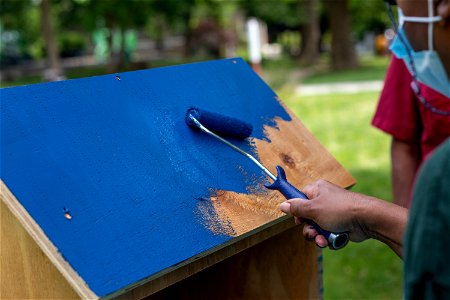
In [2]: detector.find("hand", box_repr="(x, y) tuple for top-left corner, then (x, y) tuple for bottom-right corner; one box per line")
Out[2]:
(279, 179), (372, 248)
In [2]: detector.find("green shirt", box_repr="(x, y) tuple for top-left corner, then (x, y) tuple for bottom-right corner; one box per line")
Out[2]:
(404, 138), (450, 299)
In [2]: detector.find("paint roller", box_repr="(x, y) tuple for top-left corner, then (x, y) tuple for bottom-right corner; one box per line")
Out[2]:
(185, 107), (349, 250)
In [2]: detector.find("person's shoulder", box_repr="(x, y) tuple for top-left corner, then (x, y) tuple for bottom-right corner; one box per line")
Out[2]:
(425, 138), (450, 165)
(412, 137), (450, 204)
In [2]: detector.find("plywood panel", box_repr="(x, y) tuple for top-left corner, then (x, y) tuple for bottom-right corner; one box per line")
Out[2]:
(148, 226), (321, 300)
(0, 199), (81, 299)
(1, 58), (354, 298)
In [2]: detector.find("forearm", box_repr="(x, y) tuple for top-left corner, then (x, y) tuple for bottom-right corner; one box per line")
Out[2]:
(391, 138), (421, 207)
(357, 196), (408, 257)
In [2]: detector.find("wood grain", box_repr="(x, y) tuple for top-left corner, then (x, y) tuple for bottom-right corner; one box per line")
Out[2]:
(198, 112), (355, 237)
(0, 180), (96, 299)
(148, 226), (321, 300)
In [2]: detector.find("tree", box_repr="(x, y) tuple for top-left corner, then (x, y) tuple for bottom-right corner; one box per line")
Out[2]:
(0, 0), (42, 63)
(40, 0), (64, 80)
(323, 0), (358, 70)
(239, 0), (320, 64)
(60, 0), (152, 73)
(299, 0), (320, 64)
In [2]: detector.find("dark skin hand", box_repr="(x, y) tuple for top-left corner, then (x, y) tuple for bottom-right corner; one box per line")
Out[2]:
(279, 180), (408, 258)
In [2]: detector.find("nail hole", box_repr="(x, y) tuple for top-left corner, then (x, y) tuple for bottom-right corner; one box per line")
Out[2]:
(116, 75), (121, 81)
(63, 208), (72, 220)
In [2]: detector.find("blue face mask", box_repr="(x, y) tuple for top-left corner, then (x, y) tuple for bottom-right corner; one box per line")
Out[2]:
(388, 1), (450, 99)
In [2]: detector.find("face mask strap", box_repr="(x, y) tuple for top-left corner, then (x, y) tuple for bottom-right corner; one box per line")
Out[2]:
(423, 0), (444, 51)
(411, 81), (450, 116)
(428, 0), (434, 50)
(386, 2), (450, 116)
(386, 3), (419, 79)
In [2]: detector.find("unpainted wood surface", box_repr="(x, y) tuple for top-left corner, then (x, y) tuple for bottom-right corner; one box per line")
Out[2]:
(148, 226), (321, 300)
(197, 110), (355, 237)
(0, 198), (82, 299)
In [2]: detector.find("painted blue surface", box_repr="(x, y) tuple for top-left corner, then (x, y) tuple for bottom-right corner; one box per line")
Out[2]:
(0, 58), (291, 297)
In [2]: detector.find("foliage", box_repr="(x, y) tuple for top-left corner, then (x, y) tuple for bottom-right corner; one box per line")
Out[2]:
(240, 0), (306, 28)
(58, 31), (86, 57)
(350, 0), (391, 39)
(0, 0), (42, 60)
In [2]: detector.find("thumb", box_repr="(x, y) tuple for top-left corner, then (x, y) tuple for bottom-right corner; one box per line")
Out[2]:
(279, 198), (312, 218)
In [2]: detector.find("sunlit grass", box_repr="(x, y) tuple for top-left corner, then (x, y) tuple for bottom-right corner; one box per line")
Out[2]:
(302, 55), (391, 84)
(277, 88), (403, 299)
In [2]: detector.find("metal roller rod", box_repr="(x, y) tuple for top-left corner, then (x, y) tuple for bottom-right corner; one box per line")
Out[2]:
(188, 115), (277, 181)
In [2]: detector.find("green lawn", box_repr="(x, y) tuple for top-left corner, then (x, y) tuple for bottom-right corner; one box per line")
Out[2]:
(301, 55), (391, 84)
(267, 55), (403, 299)
(280, 91), (403, 299)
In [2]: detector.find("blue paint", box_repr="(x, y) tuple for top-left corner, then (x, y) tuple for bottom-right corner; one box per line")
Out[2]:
(185, 107), (253, 140)
(0, 58), (291, 297)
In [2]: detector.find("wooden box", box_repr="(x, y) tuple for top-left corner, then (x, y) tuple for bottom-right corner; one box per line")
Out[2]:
(1, 58), (354, 299)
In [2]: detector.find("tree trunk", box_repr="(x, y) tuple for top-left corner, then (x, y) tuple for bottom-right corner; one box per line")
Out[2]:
(324, 0), (358, 70)
(40, 0), (64, 81)
(155, 16), (166, 53)
(299, 0), (320, 64)
(118, 27), (126, 71)
(183, 9), (193, 57)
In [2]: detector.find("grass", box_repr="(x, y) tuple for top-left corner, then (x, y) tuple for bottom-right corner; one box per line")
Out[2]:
(280, 91), (403, 299)
(301, 55), (391, 84)
(264, 55), (403, 299)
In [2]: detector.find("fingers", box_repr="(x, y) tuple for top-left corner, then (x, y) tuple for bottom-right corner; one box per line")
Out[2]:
(315, 235), (328, 248)
(303, 224), (317, 240)
(279, 201), (291, 214)
(286, 198), (313, 219)
(302, 183), (316, 199)
(294, 216), (304, 225)
(303, 225), (328, 248)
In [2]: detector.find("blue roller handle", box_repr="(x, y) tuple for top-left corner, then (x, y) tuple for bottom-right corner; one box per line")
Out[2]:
(265, 166), (349, 250)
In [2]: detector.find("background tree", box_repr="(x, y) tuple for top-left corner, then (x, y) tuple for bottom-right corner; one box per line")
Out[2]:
(299, 0), (320, 64)
(350, 0), (391, 39)
(59, 0), (152, 72)
(323, 0), (358, 70)
(41, 0), (64, 80)
(240, 0), (320, 65)
(0, 0), (42, 64)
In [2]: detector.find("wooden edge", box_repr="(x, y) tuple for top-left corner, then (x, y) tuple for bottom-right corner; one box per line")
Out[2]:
(107, 216), (296, 300)
(0, 180), (98, 300)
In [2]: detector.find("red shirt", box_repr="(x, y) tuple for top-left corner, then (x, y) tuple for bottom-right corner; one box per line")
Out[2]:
(372, 55), (450, 161)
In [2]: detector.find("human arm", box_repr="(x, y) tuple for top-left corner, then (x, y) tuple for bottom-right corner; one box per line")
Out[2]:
(279, 180), (408, 258)
(391, 138), (421, 207)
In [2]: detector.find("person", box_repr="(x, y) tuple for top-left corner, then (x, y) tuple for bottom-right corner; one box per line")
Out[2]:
(279, 138), (450, 298)
(372, 0), (450, 208)
(277, 0), (450, 297)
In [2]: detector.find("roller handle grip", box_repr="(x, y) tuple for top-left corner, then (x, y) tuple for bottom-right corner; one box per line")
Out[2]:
(265, 166), (349, 250)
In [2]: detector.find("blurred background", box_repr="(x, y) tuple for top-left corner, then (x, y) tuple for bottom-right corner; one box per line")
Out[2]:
(0, 0), (401, 299)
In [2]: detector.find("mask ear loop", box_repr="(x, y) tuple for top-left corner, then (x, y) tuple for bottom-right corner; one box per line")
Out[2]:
(385, 3), (419, 82)
(428, 0), (434, 51)
(385, 2), (450, 116)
